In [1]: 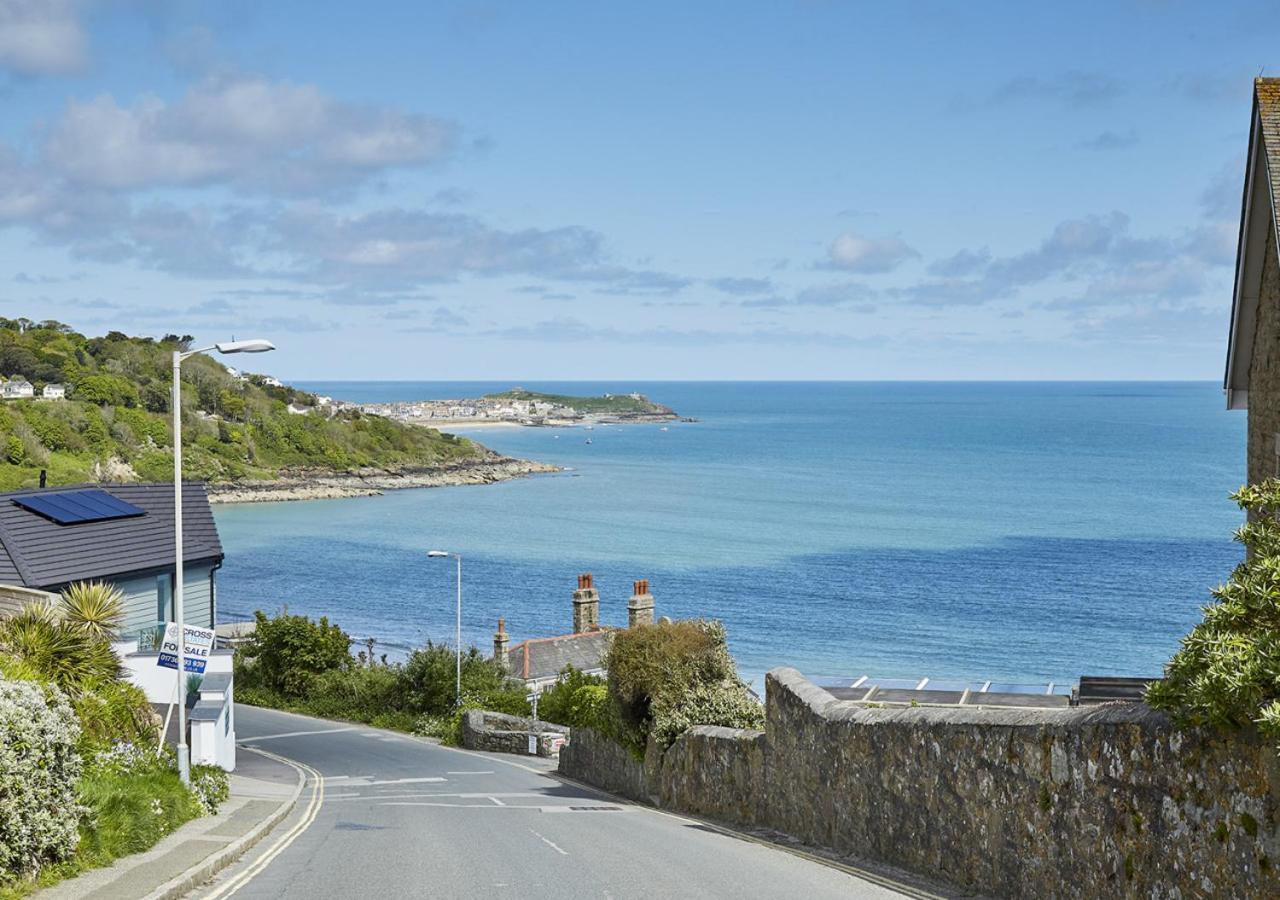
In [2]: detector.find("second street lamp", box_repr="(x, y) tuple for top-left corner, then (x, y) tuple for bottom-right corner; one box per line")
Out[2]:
(427, 550), (462, 706)
(172, 338), (274, 784)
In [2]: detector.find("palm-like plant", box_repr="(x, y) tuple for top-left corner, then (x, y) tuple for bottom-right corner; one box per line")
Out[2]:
(59, 581), (125, 640)
(0, 598), (122, 692)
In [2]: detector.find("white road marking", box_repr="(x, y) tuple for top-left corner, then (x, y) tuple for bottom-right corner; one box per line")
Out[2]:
(362, 776), (447, 786)
(239, 727), (357, 742)
(203, 748), (325, 899)
(529, 828), (569, 856)
(446, 770), (494, 775)
(489, 796), (505, 806)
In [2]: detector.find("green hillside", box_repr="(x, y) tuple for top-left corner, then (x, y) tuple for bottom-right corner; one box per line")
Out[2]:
(0, 317), (485, 491)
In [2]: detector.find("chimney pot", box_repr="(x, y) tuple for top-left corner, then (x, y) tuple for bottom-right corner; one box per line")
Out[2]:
(572, 572), (600, 633)
(493, 617), (510, 671)
(627, 578), (655, 628)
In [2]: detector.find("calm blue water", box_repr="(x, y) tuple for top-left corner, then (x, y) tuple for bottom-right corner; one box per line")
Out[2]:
(213, 382), (1245, 688)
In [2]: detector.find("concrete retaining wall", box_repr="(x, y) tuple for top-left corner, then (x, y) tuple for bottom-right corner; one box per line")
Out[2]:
(558, 667), (1280, 898)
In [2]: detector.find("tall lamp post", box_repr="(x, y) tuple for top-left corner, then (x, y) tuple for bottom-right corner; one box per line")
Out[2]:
(173, 339), (274, 783)
(427, 550), (462, 706)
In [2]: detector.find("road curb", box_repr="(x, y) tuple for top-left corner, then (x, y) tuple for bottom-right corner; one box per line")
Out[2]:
(140, 748), (306, 900)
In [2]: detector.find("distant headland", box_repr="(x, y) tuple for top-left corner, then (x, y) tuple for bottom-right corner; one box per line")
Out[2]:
(358, 387), (683, 428)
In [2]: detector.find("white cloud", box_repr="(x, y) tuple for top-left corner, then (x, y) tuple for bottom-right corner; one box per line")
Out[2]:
(43, 76), (456, 193)
(0, 0), (86, 75)
(824, 231), (918, 273)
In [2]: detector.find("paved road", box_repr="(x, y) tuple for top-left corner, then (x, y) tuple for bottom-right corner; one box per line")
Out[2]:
(191, 705), (924, 900)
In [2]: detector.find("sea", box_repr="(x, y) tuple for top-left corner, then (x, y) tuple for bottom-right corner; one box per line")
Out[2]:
(212, 381), (1245, 690)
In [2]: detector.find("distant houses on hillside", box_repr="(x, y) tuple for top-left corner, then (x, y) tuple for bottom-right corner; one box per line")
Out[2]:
(0, 377), (34, 399)
(0, 377), (66, 400)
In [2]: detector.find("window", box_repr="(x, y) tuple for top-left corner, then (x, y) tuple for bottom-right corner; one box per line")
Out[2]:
(156, 575), (171, 624)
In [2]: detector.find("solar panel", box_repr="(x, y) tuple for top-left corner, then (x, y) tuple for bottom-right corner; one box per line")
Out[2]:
(14, 489), (146, 526)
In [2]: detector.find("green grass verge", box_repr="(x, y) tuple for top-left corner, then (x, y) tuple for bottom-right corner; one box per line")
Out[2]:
(0, 768), (203, 899)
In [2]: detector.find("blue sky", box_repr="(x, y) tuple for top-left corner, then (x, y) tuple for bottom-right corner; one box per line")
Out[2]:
(0, 1), (1273, 379)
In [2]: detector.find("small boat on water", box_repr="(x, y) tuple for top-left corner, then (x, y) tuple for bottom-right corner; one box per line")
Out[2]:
(659, 426), (669, 432)
(584, 438), (593, 444)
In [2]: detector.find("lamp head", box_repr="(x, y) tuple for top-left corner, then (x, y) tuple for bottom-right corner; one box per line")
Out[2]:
(427, 550), (450, 558)
(215, 339), (275, 354)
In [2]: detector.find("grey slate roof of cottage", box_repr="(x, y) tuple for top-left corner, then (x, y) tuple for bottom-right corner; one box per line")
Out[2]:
(0, 482), (223, 590)
(1225, 79), (1280, 408)
(509, 628), (613, 683)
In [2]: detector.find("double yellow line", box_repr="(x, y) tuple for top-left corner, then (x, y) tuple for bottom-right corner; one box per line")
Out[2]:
(203, 748), (325, 899)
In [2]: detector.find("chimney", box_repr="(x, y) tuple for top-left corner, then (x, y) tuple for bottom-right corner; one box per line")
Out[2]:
(628, 579), (655, 628)
(572, 573), (600, 633)
(493, 618), (509, 671)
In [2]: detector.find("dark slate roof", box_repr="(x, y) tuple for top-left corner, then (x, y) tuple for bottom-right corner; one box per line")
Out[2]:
(510, 628), (613, 683)
(0, 482), (223, 590)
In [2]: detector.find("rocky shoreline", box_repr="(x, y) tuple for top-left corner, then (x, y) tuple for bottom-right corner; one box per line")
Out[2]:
(206, 456), (561, 504)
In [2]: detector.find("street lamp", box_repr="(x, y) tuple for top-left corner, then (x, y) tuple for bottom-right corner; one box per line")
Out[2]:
(172, 338), (274, 783)
(427, 550), (462, 706)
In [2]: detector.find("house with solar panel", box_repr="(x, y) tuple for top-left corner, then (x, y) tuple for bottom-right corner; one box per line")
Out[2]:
(0, 482), (224, 639)
(493, 574), (657, 692)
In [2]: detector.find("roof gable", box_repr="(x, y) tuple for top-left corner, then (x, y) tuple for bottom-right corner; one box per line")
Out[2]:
(1225, 79), (1280, 409)
(0, 482), (223, 590)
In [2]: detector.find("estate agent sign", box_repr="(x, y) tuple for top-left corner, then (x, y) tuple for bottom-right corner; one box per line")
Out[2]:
(156, 623), (216, 674)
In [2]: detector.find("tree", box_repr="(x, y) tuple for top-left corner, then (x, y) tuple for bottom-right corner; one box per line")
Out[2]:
(72, 373), (139, 408)
(237, 611), (352, 697)
(1147, 480), (1280, 739)
(4, 434), (24, 465)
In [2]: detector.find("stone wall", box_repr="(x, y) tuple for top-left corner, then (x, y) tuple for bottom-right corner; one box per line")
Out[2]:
(461, 710), (568, 758)
(1248, 218), (1280, 486)
(558, 667), (1280, 899)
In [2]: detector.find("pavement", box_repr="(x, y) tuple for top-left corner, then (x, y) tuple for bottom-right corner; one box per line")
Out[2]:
(182, 705), (939, 900)
(39, 748), (301, 900)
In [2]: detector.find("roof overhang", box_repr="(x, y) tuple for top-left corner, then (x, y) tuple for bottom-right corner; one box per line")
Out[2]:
(1226, 99), (1280, 410)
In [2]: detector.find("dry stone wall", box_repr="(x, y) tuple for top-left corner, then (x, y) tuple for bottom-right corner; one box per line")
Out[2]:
(558, 668), (1280, 899)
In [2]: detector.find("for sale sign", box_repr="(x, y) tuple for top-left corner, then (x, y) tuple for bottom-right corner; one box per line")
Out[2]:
(156, 623), (215, 674)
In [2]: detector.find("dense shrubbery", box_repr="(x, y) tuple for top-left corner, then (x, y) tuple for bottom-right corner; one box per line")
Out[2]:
(234, 611), (762, 756)
(0, 317), (486, 490)
(0, 679), (85, 881)
(237, 610), (352, 697)
(234, 612), (530, 735)
(1147, 480), (1280, 738)
(0, 584), (218, 893)
(604, 619), (763, 755)
(536, 665), (609, 728)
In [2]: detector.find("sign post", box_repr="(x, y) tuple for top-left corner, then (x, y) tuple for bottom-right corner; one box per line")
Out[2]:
(156, 622), (215, 757)
(157, 622), (215, 674)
